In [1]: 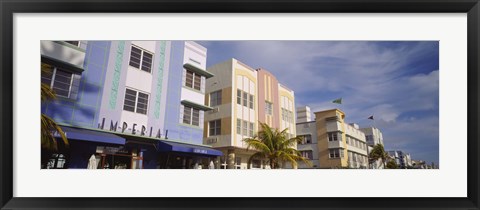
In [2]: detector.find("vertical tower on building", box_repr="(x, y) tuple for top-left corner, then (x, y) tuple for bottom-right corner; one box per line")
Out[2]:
(203, 58), (296, 169)
(296, 106), (318, 168)
(296, 106), (312, 123)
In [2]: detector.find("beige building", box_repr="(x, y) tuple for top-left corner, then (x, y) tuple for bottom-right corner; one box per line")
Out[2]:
(313, 109), (368, 169)
(203, 58), (296, 169)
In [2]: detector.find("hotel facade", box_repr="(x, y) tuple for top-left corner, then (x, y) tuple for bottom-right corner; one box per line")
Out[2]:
(203, 59), (296, 169)
(296, 107), (368, 169)
(41, 40), (222, 169)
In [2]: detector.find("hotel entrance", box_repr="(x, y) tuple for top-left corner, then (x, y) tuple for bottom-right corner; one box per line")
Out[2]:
(95, 146), (144, 169)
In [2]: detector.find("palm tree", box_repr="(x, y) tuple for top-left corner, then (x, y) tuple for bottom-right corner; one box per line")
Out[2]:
(369, 144), (388, 168)
(41, 64), (68, 151)
(386, 159), (399, 169)
(243, 122), (311, 169)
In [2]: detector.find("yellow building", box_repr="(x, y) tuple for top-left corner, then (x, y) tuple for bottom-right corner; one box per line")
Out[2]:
(315, 109), (368, 169)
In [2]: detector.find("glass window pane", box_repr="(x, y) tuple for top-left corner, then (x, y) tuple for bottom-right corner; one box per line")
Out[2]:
(243, 92), (248, 106)
(52, 69), (72, 98)
(129, 46), (142, 68)
(185, 71), (193, 88)
(192, 108), (200, 126)
(141, 51), (153, 72)
(243, 121), (248, 136)
(194, 74), (201, 90)
(249, 94), (254, 109)
(237, 89), (242, 105)
(183, 106), (191, 124)
(237, 119), (241, 134)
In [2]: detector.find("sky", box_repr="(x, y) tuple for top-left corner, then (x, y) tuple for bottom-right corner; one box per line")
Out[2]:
(198, 41), (439, 166)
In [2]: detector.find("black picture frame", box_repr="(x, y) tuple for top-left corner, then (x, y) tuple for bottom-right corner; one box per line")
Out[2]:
(1, 0), (479, 209)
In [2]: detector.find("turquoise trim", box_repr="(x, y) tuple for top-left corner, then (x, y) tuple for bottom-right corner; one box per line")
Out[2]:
(154, 41), (166, 119)
(108, 41), (125, 109)
(183, 63), (214, 78)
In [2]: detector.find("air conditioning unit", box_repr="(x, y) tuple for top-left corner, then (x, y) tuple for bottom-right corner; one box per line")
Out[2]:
(211, 107), (219, 113)
(207, 137), (218, 144)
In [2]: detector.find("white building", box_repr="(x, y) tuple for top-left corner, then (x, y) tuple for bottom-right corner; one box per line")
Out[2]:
(360, 127), (384, 146)
(345, 123), (369, 169)
(360, 127), (385, 169)
(296, 120), (318, 168)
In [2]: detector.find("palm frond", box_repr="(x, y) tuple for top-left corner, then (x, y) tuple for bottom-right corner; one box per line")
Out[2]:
(41, 114), (69, 151)
(243, 138), (271, 153)
(41, 83), (56, 102)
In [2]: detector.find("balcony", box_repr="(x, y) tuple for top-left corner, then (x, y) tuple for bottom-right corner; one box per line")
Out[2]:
(41, 41), (85, 73)
(326, 121), (342, 132)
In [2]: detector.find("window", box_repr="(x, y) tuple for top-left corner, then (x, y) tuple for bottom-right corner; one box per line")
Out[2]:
(194, 74), (201, 90)
(182, 105), (200, 126)
(249, 122), (254, 137)
(243, 121), (248, 136)
(136, 92), (149, 114)
(251, 159), (262, 168)
(209, 119), (221, 136)
(265, 101), (273, 115)
(123, 89), (137, 112)
(300, 134), (312, 144)
(243, 92), (248, 106)
(366, 135), (374, 142)
(328, 132), (338, 141)
(123, 88), (149, 114)
(41, 62), (80, 99)
(210, 90), (222, 106)
(51, 69), (72, 98)
(235, 157), (242, 169)
(237, 89), (242, 105)
(329, 149), (341, 158)
(192, 109), (200, 126)
(129, 45), (153, 73)
(185, 71), (194, 88)
(249, 94), (254, 109)
(220, 156), (227, 169)
(301, 150), (313, 160)
(237, 119), (242, 134)
(46, 153), (67, 169)
(184, 70), (202, 91)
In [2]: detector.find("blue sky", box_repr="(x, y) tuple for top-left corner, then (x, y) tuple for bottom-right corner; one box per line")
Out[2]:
(198, 41), (439, 166)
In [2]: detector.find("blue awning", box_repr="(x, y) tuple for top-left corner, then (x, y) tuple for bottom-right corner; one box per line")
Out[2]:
(157, 141), (223, 156)
(58, 126), (125, 145)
